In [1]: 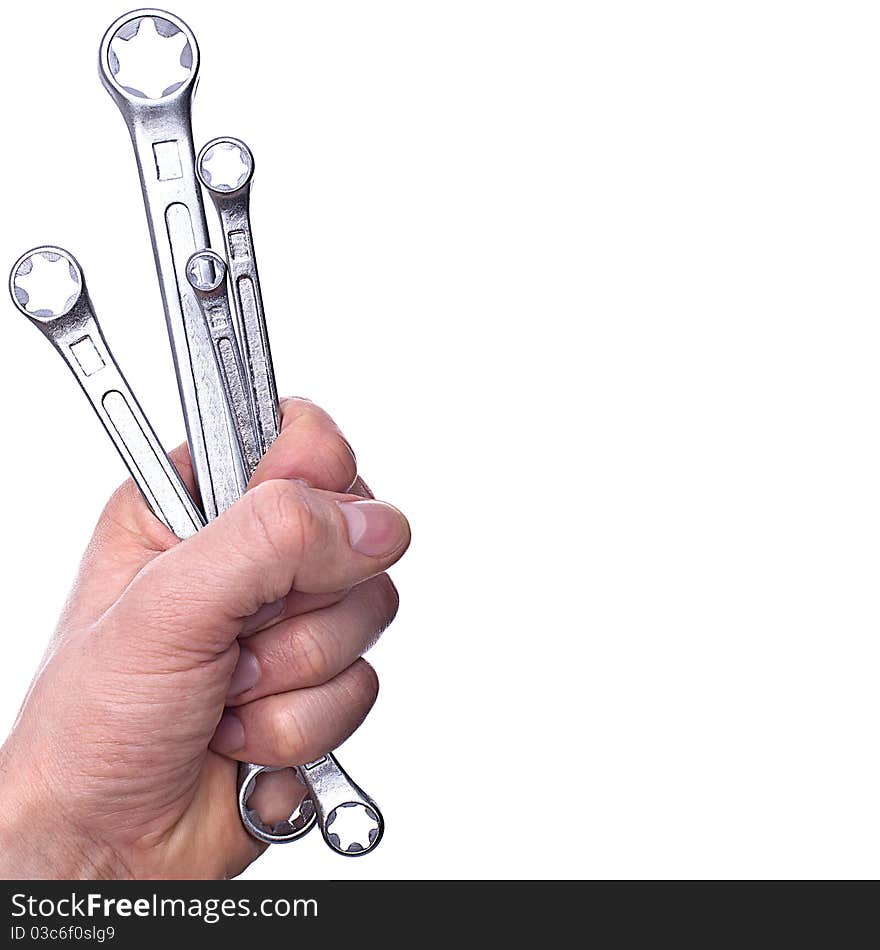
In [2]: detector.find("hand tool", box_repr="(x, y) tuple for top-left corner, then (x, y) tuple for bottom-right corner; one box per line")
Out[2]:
(197, 137), (280, 456)
(185, 250), (262, 476)
(8, 246), (203, 541)
(99, 9), (247, 519)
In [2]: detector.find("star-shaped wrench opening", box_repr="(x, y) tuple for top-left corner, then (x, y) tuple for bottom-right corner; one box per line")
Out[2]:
(12, 252), (81, 318)
(200, 141), (253, 192)
(109, 16), (192, 100)
(326, 803), (381, 854)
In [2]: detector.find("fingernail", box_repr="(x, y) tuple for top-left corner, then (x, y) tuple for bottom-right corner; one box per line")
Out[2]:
(338, 500), (405, 556)
(227, 647), (260, 698)
(241, 598), (285, 634)
(212, 712), (245, 753)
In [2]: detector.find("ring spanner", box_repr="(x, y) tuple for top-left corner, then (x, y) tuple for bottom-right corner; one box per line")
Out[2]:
(99, 9), (247, 519)
(197, 138), (280, 456)
(9, 247), (203, 541)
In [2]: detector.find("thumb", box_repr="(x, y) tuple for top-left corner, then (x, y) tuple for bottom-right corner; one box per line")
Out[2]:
(115, 479), (410, 659)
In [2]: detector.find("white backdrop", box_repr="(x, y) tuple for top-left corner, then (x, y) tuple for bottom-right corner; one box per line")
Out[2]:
(1, 1), (879, 879)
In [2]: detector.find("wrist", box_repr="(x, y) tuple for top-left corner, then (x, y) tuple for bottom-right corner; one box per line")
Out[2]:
(0, 760), (131, 880)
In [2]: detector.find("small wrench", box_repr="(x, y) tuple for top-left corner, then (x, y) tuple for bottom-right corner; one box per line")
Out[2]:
(197, 137), (280, 455)
(99, 9), (247, 518)
(185, 250), (262, 476)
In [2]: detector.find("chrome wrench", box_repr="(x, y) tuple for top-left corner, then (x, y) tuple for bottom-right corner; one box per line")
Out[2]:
(185, 250), (262, 476)
(99, 9), (247, 519)
(186, 249), (385, 855)
(196, 138), (280, 455)
(8, 246), (203, 540)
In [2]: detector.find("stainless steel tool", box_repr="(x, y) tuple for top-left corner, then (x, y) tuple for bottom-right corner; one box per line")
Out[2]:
(197, 137), (280, 456)
(185, 250), (262, 476)
(99, 9), (247, 519)
(8, 247), (203, 540)
(297, 755), (385, 856)
(237, 764), (318, 845)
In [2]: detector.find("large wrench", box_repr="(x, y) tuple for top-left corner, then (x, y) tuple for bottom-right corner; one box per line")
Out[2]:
(99, 9), (247, 519)
(186, 249), (385, 855)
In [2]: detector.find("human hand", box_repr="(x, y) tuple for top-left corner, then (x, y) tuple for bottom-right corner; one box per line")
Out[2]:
(0, 398), (409, 879)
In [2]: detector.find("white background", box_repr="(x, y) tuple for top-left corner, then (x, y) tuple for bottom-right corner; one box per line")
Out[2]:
(0, 1), (879, 879)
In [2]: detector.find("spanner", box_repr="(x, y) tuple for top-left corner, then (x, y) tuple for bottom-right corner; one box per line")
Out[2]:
(99, 9), (247, 518)
(185, 250), (262, 476)
(186, 248), (386, 855)
(8, 246), (203, 541)
(197, 137), (280, 456)
(10, 244), (320, 846)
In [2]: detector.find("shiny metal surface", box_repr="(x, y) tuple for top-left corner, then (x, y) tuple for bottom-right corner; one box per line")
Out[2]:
(197, 137), (280, 455)
(9, 247), (203, 540)
(298, 754), (385, 856)
(99, 9), (246, 518)
(237, 763), (318, 845)
(186, 250), (262, 478)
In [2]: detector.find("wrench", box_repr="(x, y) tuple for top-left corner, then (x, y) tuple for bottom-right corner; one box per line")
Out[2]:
(185, 250), (262, 476)
(186, 248), (385, 855)
(197, 137), (280, 456)
(8, 246), (202, 540)
(99, 9), (247, 519)
(10, 244), (319, 845)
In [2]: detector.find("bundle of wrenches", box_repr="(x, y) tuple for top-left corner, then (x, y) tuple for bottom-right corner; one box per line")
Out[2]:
(7, 9), (384, 857)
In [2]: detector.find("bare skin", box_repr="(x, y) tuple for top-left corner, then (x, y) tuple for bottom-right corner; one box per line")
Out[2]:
(0, 398), (410, 879)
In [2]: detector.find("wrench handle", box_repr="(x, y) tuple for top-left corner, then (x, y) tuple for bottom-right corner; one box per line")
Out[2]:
(36, 298), (204, 540)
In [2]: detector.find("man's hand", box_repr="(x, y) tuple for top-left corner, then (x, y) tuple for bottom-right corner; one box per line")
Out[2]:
(0, 398), (410, 879)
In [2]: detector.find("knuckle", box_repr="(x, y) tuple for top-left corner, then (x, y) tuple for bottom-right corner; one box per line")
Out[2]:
(291, 619), (334, 684)
(104, 477), (136, 515)
(370, 573), (400, 629)
(298, 405), (356, 489)
(96, 477), (177, 552)
(245, 481), (312, 564)
(325, 434), (358, 492)
(269, 703), (308, 764)
(345, 659), (380, 711)
(280, 397), (331, 437)
(280, 395), (317, 419)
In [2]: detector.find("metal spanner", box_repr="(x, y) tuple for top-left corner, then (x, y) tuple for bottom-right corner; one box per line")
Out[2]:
(8, 246), (203, 541)
(99, 9), (247, 519)
(197, 137), (280, 456)
(186, 248), (385, 855)
(185, 250), (262, 476)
